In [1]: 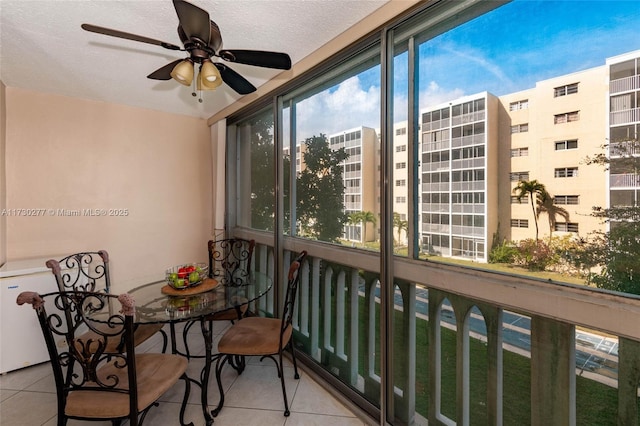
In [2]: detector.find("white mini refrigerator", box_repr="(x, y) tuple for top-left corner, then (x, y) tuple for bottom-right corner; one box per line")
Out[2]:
(0, 257), (59, 374)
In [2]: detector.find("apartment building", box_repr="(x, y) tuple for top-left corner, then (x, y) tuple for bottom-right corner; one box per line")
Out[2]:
(328, 127), (379, 243)
(392, 123), (409, 246)
(607, 51), (640, 210)
(498, 65), (608, 242)
(420, 93), (499, 261)
(309, 50), (638, 259)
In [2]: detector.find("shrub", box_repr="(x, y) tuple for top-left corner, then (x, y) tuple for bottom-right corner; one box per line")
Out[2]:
(514, 239), (557, 271)
(489, 240), (518, 264)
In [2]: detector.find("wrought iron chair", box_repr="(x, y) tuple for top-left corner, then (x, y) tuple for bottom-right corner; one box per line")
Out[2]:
(212, 250), (307, 417)
(16, 290), (190, 426)
(181, 238), (255, 357)
(46, 251), (167, 353)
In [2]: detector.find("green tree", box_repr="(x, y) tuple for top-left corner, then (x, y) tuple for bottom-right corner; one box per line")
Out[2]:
(359, 211), (377, 242)
(512, 179), (547, 241)
(297, 134), (348, 242)
(579, 138), (640, 294)
(347, 211), (364, 241)
(393, 212), (408, 245)
(536, 192), (570, 241)
(248, 113), (290, 231)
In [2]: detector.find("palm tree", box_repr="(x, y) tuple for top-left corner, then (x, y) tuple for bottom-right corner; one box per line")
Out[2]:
(536, 192), (570, 240)
(512, 179), (547, 241)
(360, 211), (377, 242)
(393, 212), (408, 245)
(347, 211), (363, 242)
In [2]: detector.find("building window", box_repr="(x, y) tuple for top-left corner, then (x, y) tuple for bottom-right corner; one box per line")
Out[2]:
(395, 179), (406, 186)
(511, 195), (529, 204)
(554, 111), (580, 124)
(396, 196), (407, 203)
(396, 144), (407, 152)
(396, 127), (407, 136)
(509, 99), (529, 111)
(554, 167), (579, 178)
(510, 147), (529, 157)
(396, 162), (407, 169)
(555, 139), (578, 150)
(555, 222), (579, 232)
(510, 123), (529, 133)
(554, 83), (579, 97)
(510, 171), (530, 181)
(511, 219), (529, 228)
(554, 195), (579, 205)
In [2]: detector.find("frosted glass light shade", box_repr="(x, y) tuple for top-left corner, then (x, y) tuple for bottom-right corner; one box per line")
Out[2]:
(170, 59), (194, 86)
(198, 60), (223, 90)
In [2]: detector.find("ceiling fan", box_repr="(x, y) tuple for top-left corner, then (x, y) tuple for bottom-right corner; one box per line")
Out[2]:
(81, 0), (292, 98)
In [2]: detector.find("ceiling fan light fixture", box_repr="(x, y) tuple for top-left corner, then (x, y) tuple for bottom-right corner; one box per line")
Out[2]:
(170, 59), (194, 86)
(198, 60), (223, 90)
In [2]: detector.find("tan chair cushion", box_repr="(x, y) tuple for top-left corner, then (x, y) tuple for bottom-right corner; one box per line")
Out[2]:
(217, 317), (292, 356)
(65, 353), (187, 419)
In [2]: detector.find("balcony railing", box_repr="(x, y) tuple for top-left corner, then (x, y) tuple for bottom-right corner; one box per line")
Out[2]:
(242, 235), (640, 425)
(610, 173), (640, 188)
(451, 110), (486, 126)
(610, 75), (640, 94)
(610, 108), (640, 125)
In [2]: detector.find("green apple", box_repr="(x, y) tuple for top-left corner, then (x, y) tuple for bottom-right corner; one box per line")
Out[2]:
(189, 271), (200, 283)
(174, 278), (186, 288)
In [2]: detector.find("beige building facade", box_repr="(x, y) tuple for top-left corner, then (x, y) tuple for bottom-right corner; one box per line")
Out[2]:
(498, 66), (609, 243)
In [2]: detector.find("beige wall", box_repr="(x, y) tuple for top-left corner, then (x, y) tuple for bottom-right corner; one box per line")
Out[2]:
(499, 66), (608, 242)
(4, 88), (212, 292)
(0, 81), (6, 267)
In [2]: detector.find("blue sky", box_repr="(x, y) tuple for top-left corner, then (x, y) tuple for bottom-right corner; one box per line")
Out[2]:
(294, 0), (640, 140)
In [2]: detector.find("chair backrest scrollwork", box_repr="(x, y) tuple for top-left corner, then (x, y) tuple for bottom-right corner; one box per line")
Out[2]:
(208, 239), (255, 286)
(17, 291), (137, 411)
(46, 251), (111, 293)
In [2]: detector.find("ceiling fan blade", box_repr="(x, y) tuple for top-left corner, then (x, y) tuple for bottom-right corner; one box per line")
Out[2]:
(173, 0), (211, 43)
(147, 59), (184, 80)
(81, 24), (181, 51)
(215, 63), (256, 95)
(220, 50), (292, 70)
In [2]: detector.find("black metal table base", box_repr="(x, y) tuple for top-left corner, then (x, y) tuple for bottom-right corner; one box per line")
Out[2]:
(169, 320), (219, 425)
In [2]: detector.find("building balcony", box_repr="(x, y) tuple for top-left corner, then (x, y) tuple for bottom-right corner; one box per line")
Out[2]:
(610, 173), (640, 188)
(610, 107), (640, 125)
(610, 75), (640, 94)
(451, 110), (486, 126)
(243, 238), (640, 425)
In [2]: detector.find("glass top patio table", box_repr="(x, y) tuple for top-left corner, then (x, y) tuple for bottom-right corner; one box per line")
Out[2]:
(127, 271), (273, 324)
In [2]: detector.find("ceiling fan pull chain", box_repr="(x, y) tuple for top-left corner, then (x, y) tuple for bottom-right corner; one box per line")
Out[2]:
(191, 67), (197, 98)
(196, 67), (203, 103)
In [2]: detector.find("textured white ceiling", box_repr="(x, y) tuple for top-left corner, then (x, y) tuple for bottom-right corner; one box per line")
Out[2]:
(0, 0), (388, 119)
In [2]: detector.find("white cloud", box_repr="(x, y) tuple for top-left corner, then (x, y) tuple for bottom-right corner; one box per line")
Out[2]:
(295, 76), (380, 141)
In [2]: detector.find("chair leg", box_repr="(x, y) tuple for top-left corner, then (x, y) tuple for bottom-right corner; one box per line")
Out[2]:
(289, 340), (300, 380)
(278, 351), (291, 417)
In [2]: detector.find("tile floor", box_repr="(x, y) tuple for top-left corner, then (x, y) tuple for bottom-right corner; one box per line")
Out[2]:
(0, 322), (369, 425)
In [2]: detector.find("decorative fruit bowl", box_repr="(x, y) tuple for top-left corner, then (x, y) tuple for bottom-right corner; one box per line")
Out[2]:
(165, 263), (208, 290)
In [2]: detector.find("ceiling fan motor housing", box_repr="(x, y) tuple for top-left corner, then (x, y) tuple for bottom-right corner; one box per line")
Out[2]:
(178, 21), (222, 62)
